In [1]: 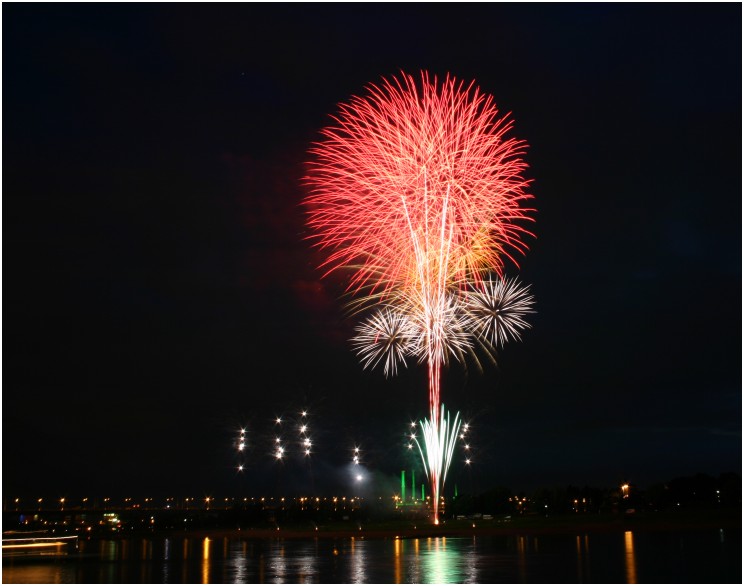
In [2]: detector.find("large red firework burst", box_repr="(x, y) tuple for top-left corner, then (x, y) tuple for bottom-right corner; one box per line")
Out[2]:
(304, 71), (535, 524)
(304, 71), (534, 300)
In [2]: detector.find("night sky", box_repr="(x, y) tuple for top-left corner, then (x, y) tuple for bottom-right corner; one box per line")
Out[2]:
(4, 4), (741, 500)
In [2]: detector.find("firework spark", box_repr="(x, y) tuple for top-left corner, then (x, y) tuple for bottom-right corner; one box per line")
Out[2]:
(305, 71), (535, 523)
(305, 71), (534, 302)
(412, 405), (461, 515)
(466, 277), (535, 348)
(351, 296), (475, 377)
(352, 279), (534, 376)
(351, 307), (416, 376)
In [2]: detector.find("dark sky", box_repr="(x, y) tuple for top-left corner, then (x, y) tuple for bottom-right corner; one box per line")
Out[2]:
(4, 4), (741, 501)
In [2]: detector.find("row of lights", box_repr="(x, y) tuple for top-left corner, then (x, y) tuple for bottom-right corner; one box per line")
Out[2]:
(11, 495), (372, 506)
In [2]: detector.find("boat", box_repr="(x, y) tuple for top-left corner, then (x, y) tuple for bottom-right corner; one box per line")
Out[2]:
(2, 531), (78, 561)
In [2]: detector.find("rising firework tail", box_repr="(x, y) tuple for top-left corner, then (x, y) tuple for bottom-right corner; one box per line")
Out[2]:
(304, 71), (535, 523)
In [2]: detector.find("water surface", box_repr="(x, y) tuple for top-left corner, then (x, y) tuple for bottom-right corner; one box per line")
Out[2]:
(3, 529), (740, 583)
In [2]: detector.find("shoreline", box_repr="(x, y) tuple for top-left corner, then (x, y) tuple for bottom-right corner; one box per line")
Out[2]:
(86, 513), (741, 541)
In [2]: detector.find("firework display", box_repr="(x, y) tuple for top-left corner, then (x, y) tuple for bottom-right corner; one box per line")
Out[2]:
(413, 405), (461, 508)
(305, 71), (535, 523)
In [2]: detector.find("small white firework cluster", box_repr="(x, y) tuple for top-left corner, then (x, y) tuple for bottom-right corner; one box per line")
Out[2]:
(464, 277), (535, 348)
(351, 307), (417, 376)
(351, 277), (534, 377)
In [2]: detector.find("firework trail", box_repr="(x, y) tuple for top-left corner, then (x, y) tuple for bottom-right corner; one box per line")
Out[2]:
(412, 405), (461, 509)
(305, 71), (534, 523)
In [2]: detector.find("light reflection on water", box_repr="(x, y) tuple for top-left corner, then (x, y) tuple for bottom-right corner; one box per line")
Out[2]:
(624, 530), (637, 585)
(349, 537), (366, 584)
(575, 533), (591, 582)
(415, 536), (478, 584)
(1, 529), (739, 584)
(201, 537), (211, 584)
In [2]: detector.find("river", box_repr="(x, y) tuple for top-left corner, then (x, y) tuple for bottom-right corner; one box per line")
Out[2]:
(3, 529), (740, 583)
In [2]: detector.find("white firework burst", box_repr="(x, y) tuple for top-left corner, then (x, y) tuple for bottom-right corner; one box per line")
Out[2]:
(352, 281), (534, 376)
(351, 307), (417, 376)
(464, 277), (534, 347)
(408, 293), (473, 365)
